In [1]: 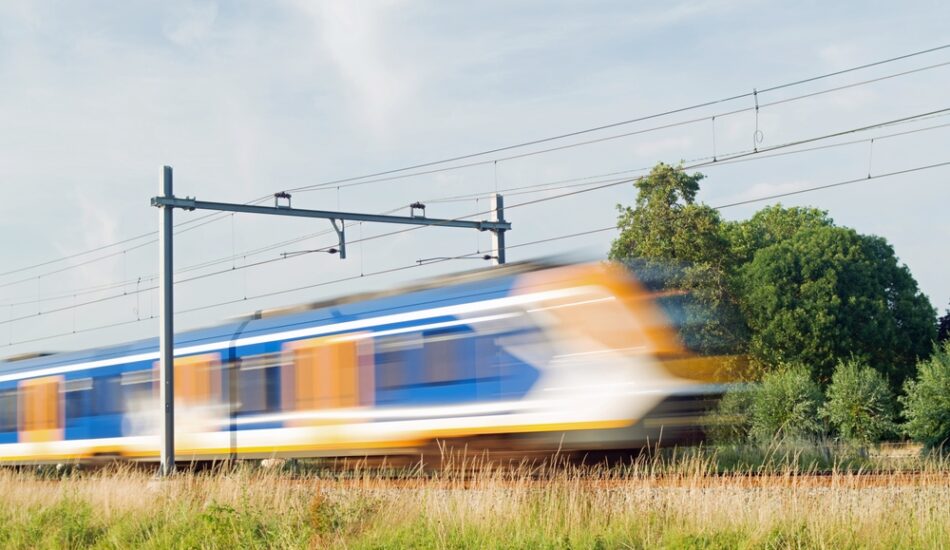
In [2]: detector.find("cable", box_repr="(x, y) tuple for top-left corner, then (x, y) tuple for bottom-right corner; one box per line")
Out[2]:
(0, 203), (411, 307)
(425, 113), (950, 204)
(8, 153), (950, 328)
(0, 194), (275, 282)
(712, 160), (950, 209)
(4, 108), (948, 311)
(284, 59), (950, 196)
(8, 153), (950, 348)
(6, 43), (949, 280)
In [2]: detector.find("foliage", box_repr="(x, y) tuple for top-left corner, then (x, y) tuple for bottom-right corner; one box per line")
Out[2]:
(609, 163), (722, 264)
(723, 204), (834, 266)
(739, 225), (935, 385)
(901, 342), (950, 450)
(823, 357), (897, 445)
(749, 363), (824, 442)
(609, 164), (935, 390)
(707, 385), (754, 444)
(609, 163), (746, 354)
(2, 463), (950, 549)
(938, 308), (950, 344)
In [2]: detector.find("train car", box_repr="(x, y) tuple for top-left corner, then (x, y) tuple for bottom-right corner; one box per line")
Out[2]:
(0, 261), (724, 465)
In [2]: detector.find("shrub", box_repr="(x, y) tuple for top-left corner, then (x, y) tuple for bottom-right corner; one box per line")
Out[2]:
(901, 342), (950, 450)
(707, 385), (754, 444)
(750, 363), (824, 442)
(823, 358), (897, 445)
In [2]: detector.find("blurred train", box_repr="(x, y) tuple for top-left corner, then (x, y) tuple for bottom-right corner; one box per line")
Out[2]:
(0, 261), (727, 465)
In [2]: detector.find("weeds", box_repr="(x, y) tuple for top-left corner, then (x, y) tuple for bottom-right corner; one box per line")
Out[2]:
(0, 448), (946, 549)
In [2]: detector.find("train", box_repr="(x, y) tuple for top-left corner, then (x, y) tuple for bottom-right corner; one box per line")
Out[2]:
(0, 261), (725, 465)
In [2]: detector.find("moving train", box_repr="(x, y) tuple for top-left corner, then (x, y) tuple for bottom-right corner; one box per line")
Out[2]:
(0, 261), (724, 465)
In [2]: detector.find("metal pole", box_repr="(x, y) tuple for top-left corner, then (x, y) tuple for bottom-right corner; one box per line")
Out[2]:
(490, 193), (506, 265)
(158, 166), (175, 476)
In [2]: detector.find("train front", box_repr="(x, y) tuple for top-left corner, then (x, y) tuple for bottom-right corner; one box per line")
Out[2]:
(486, 261), (730, 452)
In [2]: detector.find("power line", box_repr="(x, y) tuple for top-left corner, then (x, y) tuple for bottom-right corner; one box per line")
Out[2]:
(4, 107), (947, 310)
(712, 160), (950, 209)
(283, 59), (950, 196)
(427, 118), (950, 205)
(6, 42), (949, 281)
(8, 154), (950, 348)
(280, 44), (950, 194)
(7, 152), (950, 329)
(0, 195), (275, 282)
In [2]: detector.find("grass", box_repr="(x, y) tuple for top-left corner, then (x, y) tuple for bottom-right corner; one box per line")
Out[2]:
(0, 446), (947, 549)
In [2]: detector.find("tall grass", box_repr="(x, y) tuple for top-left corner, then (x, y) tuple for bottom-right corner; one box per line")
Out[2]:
(0, 448), (947, 549)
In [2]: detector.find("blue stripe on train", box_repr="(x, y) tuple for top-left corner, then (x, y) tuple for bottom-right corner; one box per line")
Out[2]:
(2, 269), (540, 446)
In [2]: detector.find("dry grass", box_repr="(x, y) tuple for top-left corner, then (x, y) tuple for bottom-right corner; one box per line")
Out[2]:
(0, 449), (948, 549)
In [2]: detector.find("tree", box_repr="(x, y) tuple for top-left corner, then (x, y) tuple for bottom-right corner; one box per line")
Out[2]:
(609, 163), (726, 264)
(901, 342), (950, 451)
(740, 225), (935, 385)
(750, 363), (824, 442)
(938, 308), (950, 344)
(609, 163), (746, 355)
(723, 204), (834, 266)
(823, 358), (897, 445)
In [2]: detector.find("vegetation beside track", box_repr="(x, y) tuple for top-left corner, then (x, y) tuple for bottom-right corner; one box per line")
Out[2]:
(0, 448), (948, 549)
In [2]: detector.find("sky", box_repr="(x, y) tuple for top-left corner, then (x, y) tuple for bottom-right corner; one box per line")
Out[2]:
(1, 0), (949, 356)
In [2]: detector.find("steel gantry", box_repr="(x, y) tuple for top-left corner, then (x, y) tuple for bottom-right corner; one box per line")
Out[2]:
(150, 166), (510, 476)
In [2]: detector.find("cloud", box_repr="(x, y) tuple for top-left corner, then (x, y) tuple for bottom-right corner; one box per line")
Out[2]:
(52, 193), (123, 291)
(818, 43), (861, 68)
(289, 0), (417, 137)
(163, 1), (219, 47)
(713, 179), (814, 206)
(631, 137), (694, 159)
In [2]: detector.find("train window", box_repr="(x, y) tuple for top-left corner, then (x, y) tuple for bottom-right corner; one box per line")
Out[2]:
(20, 378), (60, 432)
(474, 335), (500, 381)
(64, 378), (92, 419)
(237, 353), (281, 413)
(0, 390), (15, 432)
(93, 376), (123, 415)
(284, 336), (371, 411)
(153, 354), (221, 407)
(423, 328), (474, 384)
(375, 335), (418, 390)
(121, 370), (155, 412)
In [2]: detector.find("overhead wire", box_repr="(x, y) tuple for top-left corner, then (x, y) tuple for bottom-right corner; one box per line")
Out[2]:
(0, 196), (275, 292)
(6, 153), (950, 330)
(425, 113), (950, 204)
(284, 59), (950, 196)
(13, 150), (949, 349)
(4, 42), (949, 280)
(3, 107), (948, 312)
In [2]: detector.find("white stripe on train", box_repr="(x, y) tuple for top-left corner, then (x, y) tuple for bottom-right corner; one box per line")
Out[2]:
(0, 287), (596, 384)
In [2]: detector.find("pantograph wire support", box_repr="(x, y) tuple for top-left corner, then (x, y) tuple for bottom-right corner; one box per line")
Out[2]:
(711, 116), (718, 162)
(752, 88), (764, 152)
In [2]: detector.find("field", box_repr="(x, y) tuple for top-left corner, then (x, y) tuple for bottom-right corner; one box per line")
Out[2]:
(0, 448), (948, 549)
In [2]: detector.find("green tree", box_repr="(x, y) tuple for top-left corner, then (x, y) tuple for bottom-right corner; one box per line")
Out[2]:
(609, 163), (727, 265)
(609, 163), (746, 354)
(901, 342), (950, 450)
(938, 307), (950, 344)
(823, 358), (897, 445)
(750, 363), (824, 442)
(723, 204), (834, 266)
(740, 225), (935, 385)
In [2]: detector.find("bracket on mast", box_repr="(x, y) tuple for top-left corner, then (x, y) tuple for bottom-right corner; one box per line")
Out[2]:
(329, 219), (346, 259)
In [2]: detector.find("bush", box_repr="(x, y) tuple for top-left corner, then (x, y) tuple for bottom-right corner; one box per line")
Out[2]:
(750, 364), (824, 442)
(823, 358), (897, 445)
(901, 342), (950, 450)
(707, 385), (754, 444)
